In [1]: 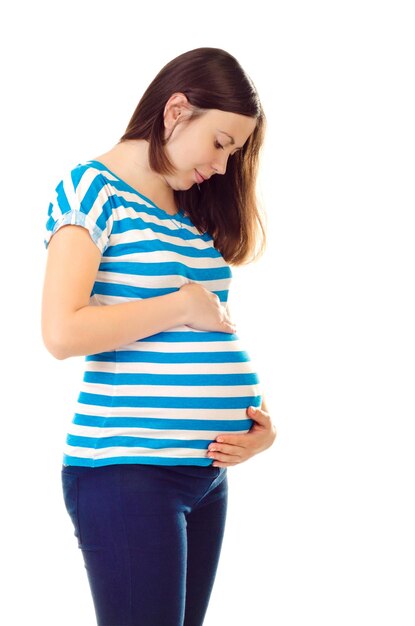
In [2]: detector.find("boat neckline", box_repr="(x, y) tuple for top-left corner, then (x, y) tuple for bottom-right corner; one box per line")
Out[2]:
(86, 159), (191, 223)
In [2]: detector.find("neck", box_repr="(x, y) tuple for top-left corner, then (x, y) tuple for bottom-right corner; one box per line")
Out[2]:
(92, 139), (179, 215)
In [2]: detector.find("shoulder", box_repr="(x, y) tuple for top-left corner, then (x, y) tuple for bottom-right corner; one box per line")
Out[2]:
(44, 161), (114, 253)
(69, 160), (109, 190)
(48, 160), (115, 221)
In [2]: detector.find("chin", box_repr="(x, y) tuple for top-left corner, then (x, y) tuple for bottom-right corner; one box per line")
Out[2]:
(180, 180), (196, 191)
(170, 171), (198, 191)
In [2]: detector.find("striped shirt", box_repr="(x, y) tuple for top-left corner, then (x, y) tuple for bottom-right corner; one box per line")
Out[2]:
(44, 159), (262, 467)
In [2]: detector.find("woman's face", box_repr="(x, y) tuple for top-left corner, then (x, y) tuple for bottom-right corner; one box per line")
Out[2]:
(162, 108), (257, 191)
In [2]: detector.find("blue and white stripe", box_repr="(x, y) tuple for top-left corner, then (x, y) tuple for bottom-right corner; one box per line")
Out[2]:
(44, 160), (262, 467)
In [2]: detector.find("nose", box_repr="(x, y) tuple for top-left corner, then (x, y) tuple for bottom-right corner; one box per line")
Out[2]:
(211, 153), (229, 176)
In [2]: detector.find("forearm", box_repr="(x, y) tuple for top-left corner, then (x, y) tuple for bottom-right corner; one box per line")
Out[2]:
(48, 290), (186, 359)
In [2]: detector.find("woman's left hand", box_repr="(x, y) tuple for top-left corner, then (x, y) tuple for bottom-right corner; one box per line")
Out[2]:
(207, 400), (277, 468)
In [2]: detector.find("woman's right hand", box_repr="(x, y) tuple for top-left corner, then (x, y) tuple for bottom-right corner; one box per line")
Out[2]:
(179, 282), (237, 334)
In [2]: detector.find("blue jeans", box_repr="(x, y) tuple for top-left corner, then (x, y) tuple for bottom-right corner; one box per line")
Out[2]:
(61, 463), (228, 626)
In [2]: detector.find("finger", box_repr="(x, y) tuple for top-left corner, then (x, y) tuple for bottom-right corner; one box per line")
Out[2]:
(209, 447), (243, 462)
(248, 405), (269, 421)
(222, 321), (237, 334)
(220, 305), (237, 332)
(208, 443), (242, 457)
(212, 461), (239, 468)
(214, 435), (245, 447)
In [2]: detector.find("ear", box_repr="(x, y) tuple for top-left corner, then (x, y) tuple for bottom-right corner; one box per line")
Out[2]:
(163, 92), (193, 130)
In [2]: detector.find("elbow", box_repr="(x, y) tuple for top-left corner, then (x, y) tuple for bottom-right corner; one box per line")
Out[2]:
(42, 325), (72, 360)
(50, 346), (70, 361)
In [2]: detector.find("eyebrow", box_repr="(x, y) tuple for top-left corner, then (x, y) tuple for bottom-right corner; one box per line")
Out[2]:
(216, 129), (243, 150)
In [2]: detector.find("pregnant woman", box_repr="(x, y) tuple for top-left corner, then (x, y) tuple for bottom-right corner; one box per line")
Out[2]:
(41, 47), (277, 626)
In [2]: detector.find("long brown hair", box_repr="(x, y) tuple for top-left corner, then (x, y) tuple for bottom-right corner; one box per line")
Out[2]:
(119, 47), (267, 265)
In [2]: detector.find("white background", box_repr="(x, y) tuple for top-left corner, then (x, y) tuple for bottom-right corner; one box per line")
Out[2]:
(1, 1), (414, 624)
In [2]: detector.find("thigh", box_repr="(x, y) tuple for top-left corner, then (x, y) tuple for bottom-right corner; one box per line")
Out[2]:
(61, 464), (188, 626)
(184, 469), (228, 626)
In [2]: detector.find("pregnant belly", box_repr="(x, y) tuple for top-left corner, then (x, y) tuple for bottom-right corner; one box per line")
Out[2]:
(69, 328), (261, 462)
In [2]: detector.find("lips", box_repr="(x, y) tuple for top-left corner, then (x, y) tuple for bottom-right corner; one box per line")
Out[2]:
(195, 169), (207, 184)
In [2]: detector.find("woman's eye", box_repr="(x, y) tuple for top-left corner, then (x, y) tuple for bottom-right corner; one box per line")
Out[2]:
(215, 140), (224, 150)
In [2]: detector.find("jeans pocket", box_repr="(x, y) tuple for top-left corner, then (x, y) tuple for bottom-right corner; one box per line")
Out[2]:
(61, 470), (82, 546)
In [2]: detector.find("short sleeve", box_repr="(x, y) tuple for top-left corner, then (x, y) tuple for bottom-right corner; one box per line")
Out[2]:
(43, 164), (114, 254)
